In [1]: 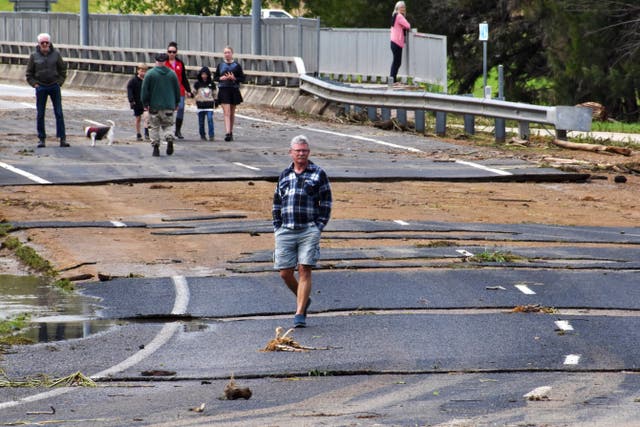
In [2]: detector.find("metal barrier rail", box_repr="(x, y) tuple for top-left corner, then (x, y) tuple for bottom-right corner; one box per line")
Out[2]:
(0, 41), (305, 86)
(299, 75), (592, 136)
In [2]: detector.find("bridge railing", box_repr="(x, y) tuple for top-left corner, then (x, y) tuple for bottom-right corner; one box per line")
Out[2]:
(0, 41), (305, 86)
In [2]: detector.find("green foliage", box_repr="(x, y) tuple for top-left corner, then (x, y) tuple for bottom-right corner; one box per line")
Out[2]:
(2, 236), (20, 250)
(468, 250), (523, 263)
(592, 121), (640, 133)
(0, 224), (13, 238)
(0, 313), (30, 336)
(96, 0), (295, 16)
(53, 278), (75, 292)
(529, 0), (640, 121)
(304, 0), (388, 27)
(2, 237), (55, 275)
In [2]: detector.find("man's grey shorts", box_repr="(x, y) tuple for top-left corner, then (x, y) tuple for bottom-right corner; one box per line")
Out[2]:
(273, 224), (321, 270)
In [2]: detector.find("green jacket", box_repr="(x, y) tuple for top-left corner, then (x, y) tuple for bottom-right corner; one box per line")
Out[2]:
(141, 65), (180, 111)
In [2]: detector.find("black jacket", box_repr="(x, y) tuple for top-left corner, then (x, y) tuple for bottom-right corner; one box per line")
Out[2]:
(193, 66), (216, 110)
(26, 43), (67, 87)
(127, 75), (144, 109)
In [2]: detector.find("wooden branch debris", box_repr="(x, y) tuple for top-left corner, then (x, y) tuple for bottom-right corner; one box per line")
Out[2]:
(552, 139), (631, 156)
(373, 118), (407, 131)
(261, 327), (330, 352)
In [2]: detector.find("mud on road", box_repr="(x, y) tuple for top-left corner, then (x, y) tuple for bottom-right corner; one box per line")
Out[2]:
(0, 92), (639, 280)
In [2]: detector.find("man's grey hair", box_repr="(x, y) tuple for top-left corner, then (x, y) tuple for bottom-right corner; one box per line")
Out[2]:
(290, 135), (309, 149)
(37, 33), (51, 43)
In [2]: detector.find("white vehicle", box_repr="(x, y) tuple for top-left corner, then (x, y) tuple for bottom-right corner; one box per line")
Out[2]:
(260, 9), (294, 18)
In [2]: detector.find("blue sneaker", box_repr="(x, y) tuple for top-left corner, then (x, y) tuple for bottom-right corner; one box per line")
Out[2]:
(294, 314), (306, 328)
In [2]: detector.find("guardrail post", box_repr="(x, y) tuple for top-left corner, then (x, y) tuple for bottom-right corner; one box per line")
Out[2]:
(518, 121), (530, 140)
(415, 110), (425, 133)
(495, 64), (506, 143)
(381, 107), (391, 121)
(495, 118), (506, 142)
(463, 94), (474, 134)
(367, 106), (377, 121)
(435, 111), (446, 136)
(397, 109), (407, 127)
(464, 114), (475, 134)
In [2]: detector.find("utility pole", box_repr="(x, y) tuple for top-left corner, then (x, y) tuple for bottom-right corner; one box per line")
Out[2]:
(80, 0), (89, 45)
(252, 0), (262, 55)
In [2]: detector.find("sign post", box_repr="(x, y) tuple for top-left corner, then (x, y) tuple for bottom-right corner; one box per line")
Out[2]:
(479, 22), (489, 98)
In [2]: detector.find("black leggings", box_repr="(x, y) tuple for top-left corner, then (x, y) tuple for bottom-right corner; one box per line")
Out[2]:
(390, 41), (403, 82)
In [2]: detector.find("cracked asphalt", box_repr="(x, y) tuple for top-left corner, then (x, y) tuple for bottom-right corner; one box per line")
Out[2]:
(1, 82), (639, 426)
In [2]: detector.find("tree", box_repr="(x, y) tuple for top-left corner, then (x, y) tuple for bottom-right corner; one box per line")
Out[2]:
(533, 0), (640, 120)
(303, 0), (388, 27)
(100, 0), (267, 16)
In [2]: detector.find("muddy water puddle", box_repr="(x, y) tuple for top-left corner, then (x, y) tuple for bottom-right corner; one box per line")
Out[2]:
(0, 274), (114, 343)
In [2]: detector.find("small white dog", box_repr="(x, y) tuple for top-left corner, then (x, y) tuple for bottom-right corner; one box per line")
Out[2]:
(84, 119), (115, 146)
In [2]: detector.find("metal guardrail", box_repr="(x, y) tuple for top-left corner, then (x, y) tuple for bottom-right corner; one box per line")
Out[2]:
(299, 75), (592, 136)
(0, 41), (592, 138)
(0, 42), (305, 86)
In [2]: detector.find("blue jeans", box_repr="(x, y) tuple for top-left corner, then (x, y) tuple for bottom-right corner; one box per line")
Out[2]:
(176, 96), (185, 120)
(390, 41), (403, 82)
(35, 83), (65, 140)
(198, 111), (214, 138)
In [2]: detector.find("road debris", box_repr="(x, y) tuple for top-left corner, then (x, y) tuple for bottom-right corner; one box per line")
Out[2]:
(222, 374), (252, 400)
(0, 371), (96, 388)
(140, 370), (176, 377)
(26, 406), (55, 415)
(524, 385), (552, 401)
(552, 139), (631, 156)
(511, 304), (557, 314)
(189, 403), (205, 412)
(261, 327), (329, 352)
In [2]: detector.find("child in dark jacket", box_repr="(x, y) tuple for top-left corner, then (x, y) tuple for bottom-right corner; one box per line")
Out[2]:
(126, 64), (148, 141)
(192, 66), (216, 141)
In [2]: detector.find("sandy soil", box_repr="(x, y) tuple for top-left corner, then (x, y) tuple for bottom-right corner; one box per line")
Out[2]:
(0, 97), (638, 280)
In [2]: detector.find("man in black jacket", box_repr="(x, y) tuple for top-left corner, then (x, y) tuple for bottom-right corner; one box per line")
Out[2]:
(26, 33), (68, 148)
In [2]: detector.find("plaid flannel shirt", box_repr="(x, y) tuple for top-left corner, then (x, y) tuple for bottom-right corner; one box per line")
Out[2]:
(272, 161), (332, 231)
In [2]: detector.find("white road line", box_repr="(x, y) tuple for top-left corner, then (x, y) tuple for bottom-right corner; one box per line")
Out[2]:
(110, 220), (127, 227)
(236, 113), (423, 153)
(170, 275), (190, 315)
(515, 284), (536, 295)
(0, 161), (51, 184)
(555, 320), (574, 331)
(237, 114), (514, 176)
(454, 160), (513, 176)
(394, 220), (410, 226)
(563, 354), (581, 365)
(233, 162), (261, 171)
(456, 249), (475, 257)
(0, 276), (190, 409)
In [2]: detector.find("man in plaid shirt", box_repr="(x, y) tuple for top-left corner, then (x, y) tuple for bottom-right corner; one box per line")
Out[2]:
(273, 135), (332, 328)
